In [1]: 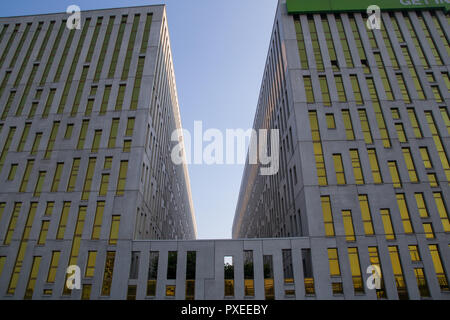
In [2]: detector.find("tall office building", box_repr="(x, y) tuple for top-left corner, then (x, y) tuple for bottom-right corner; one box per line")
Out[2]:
(234, 0), (450, 299)
(0, 5), (196, 299)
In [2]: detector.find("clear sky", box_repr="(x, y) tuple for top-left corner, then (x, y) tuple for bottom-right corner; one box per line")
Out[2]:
(0, 0), (278, 239)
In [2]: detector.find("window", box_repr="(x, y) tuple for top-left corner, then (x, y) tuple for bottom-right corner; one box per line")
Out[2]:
(433, 192), (450, 233)
(396, 194), (413, 234)
(131, 57), (145, 110)
(42, 89), (56, 118)
(439, 107), (450, 135)
(56, 202), (71, 239)
(167, 251), (178, 280)
(123, 140), (131, 152)
(108, 16), (128, 78)
(126, 118), (135, 137)
(388, 161), (402, 188)
(19, 160), (34, 192)
(415, 193), (430, 218)
(359, 195), (374, 235)
(65, 124), (74, 139)
(396, 73), (410, 104)
(302, 249), (315, 296)
(304, 76), (314, 103)
(326, 114), (336, 129)
(67, 158), (80, 192)
(99, 174), (109, 196)
(308, 18), (324, 71)
(368, 246), (386, 299)
(322, 16), (338, 70)
(77, 120), (89, 150)
(101, 251), (116, 296)
(109, 215), (120, 245)
(418, 15), (443, 66)
(294, 17), (308, 69)
(90, 201), (105, 241)
(402, 148), (418, 182)
(85, 99), (94, 116)
(423, 223), (435, 239)
(381, 209), (395, 240)
(100, 85), (111, 115)
(367, 78), (391, 147)
(333, 154), (346, 185)
(321, 196), (334, 237)
(17, 123), (31, 152)
(1, 91), (15, 121)
(368, 149), (382, 183)
(8, 202), (37, 294)
(342, 110), (355, 140)
(51, 163), (64, 192)
(327, 248), (341, 277)
(350, 149), (364, 185)
(335, 17), (353, 68)
(23, 256), (41, 300)
(4, 203), (21, 245)
(427, 173), (438, 187)
(46, 251), (60, 283)
(388, 246), (408, 299)
(403, 14), (429, 69)
(86, 17), (103, 63)
(335, 76), (346, 102)
(263, 255), (274, 299)
(348, 248), (364, 294)
(393, 123), (408, 144)
(82, 285), (92, 300)
(70, 66), (89, 116)
(7, 164), (18, 181)
(116, 161), (128, 195)
(115, 84), (126, 111)
(319, 76), (330, 106)
(37, 221), (49, 245)
(45, 202), (54, 216)
(358, 109), (373, 144)
(104, 157), (113, 170)
(129, 251), (140, 280)
(374, 53), (393, 100)
(309, 111), (328, 186)
(391, 108), (400, 120)
(419, 147), (432, 169)
(141, 13), (153, 53)
(81, 158), (96, 201)
(425, 111), (450, 181)
(147, 251), (159, 296)
(121, 14), (140, 80)
(91, 130), (102, 153)
(94, 17), (115, 82)
(243, 251), (254, 297)
(342, 210), (355, 242)
(108, 119), (119, 149)
(185, 251), (196, 300)
(428, 245), (449, 291)
(409, 245), (421, 263)
(30, 133), (42, 155)
(350, 75), (362, 104)
(414, 268), (431, 298)
(407, 108), (423, 138)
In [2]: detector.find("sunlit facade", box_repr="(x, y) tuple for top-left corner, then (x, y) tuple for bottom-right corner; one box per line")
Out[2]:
(0, 5), (196, 299)
(234, 0), (450, 299)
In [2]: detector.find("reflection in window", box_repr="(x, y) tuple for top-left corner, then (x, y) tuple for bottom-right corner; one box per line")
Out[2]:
(147, 251), (159, 296)
(263, 255), (274, 300)
(224, 256), (234, 297)
(185, 251), (196, 300)
(244, 251), (254, 297)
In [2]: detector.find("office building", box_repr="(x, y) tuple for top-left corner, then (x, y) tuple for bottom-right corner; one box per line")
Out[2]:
(234, 0), (450, 299)
(0, 5), (196, 299)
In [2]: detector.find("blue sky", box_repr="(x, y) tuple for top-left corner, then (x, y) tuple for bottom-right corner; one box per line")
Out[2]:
(0, 0), (278, 239)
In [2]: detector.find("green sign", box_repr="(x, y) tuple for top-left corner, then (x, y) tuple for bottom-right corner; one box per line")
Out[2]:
(286, 0), (450, 14)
